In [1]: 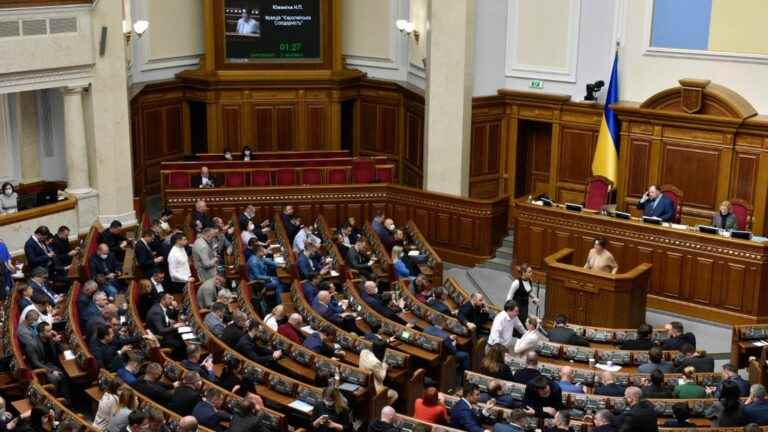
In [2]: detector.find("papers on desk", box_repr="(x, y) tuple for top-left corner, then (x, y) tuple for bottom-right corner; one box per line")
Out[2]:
(274, 256), (286, 265)
(62, 350), (75, 361)
(339, 382), (361, 392)
(408, 250), (421, 256)
(669, 223), (688, 230)
(330, 270), (339, 277)
(289, 400), (314, 413)
(301, 325), (316, 335)
(181, 333), (198, 341)
(177, 326), (193, 334)
(752, 340), (768, 347)
(595, 363), (622, 372)
(752, 236), (768, 243)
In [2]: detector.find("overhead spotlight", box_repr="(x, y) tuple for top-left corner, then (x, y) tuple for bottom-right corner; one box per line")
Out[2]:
(584, 80), (605, 101)
(123, 19), (150, 43)
(395, 19), (420, 43)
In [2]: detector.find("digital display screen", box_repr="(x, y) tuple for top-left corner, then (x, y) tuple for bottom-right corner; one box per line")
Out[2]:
(224, 0), (321, 62)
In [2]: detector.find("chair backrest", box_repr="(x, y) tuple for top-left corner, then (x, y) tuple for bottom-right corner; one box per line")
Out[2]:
(327, 167), (349, 185)
(375, 166), (395, 184)
(166, 172), (191, 189)
(729, 198), (753, 231)
(224, 172), (247, 188)
(351, 158), (376, 184)
(275, 169), (297, 186)
(583, 176), (613, 210)
(660, 184), (684, 223)
(301, 168), (323, 185)
(251, 170), (272, 187)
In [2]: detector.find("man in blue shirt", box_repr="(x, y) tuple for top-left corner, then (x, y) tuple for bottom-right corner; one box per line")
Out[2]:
(247, 245), (285, 305)
(745, 384), (768, 425)
(302, 273), (322, 303)
(424, 314), (470, 382)
(636, 184), (676, 221)
(557, 366), (584, 394)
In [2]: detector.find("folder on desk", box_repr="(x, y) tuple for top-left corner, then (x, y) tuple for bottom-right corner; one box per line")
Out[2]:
(408, 250), (420, 256)
(177, 326), (193, 334)
(338, 382), (360, 392)
(181, 333), (197, 341)
(288, 400), (314, 413)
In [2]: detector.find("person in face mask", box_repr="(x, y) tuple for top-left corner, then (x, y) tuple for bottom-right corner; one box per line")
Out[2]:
(379, 218), (397, 251)
(241, 146), (253, 161)
(223, 148), (234, 161)
(312, 386), (351, 432)
(89, 243), (123, 300)
(0, 182), (18, 214)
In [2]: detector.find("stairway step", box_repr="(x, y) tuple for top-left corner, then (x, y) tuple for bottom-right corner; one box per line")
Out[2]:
(502, 239), (515, 249)
(480, 258), (511, 273)
(496, 246), (514, 260)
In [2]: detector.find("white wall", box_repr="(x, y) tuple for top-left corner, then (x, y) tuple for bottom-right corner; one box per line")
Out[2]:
(473, 0), (507, 97)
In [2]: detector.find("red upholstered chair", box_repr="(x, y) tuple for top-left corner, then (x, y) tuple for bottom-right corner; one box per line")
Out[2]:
(583, 176), (614, 211)
(327, 167), (349, 185)
(729, 198), (753, 231)
(301, 168), (323, 185)
(660, 184), (684, 224)
(167, 172), (191, 189)
(275, 169), (298, 186)
(375, 166), (395, 184)
(251, 170), (272, 187)
(224, 171), (247, 188)
(352, 158), (376, 184)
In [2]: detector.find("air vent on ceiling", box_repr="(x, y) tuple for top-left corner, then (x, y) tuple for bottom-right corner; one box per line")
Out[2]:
(0, 21), (20, 38)
(49, 17), (77, 34)
(21, 19), (47, 36)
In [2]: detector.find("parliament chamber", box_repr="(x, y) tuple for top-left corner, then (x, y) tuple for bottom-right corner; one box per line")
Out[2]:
(5, 0), (768, 431)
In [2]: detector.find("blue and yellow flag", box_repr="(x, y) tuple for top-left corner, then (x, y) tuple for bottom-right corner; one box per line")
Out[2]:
(591, 53), (620, 183)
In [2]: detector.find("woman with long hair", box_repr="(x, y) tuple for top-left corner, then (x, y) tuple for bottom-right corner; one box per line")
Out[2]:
(106, 388), (138, 432)
(392, 245), (412, 278)
(506, 263), (539, 322)
(709, 380), (748, 427)
(312, 386), (351, 432)
(480, 344), (514, 381)
(413, 387), (449, 425)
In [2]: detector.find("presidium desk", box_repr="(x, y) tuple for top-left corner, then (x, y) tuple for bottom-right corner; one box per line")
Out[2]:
(513, 197), (768, 325)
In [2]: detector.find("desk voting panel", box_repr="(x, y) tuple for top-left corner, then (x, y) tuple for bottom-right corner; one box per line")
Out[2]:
(514, 198), (768, 325)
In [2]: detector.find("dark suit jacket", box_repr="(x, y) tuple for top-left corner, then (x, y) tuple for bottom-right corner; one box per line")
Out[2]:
(361, 291), (401, 323)
(24, 336), (61, 371)
(449, 399), (485, 432)
(192, 400), (231, 430)
(134, 240), (156, 277)
(168, 385), (201, 416)
(146, 303), (178, 338)
(191, 210), (214, 233)
(618, 338), (654, 351)
(713, 212), (738, 231)
(512, 368), (541, 385)
(29, 279), (57, 306)
(222, 323), (245, 348)
(662, 333), (696, 351)
(617, 400), (659, 432)
(89, 253), (121, 277)
(547, 326), (589, 346)
(744, 399), (768, 425)
(235, 334), (275, 364)
(347, 247), (372, 273)
(302, 281), (320, 303)
(192, 174), (220, 189)
(181, 359), (217, 383)
(637, 194), (676, 221)
(457, 302), (490, 329)
(100, 229), (126, 259)
(297, 253), (319, 280)
(674, 355), (715, 373)
(133, 378), (172, 404)
(523, 381), (564, 417)
(90, 336), (140, 371)
(24, 237), (51, 270)
(228, 412), (264, 432)
(313, 300), (343, 326)
(595, 383), (627, 397)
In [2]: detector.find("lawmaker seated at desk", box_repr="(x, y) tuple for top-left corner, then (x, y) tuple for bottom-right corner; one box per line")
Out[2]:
(713, 200), (738, 231)
(192, 166), (217, 189)
(636, 184), (675, 222)
(583, 238), (618, 274)
(0, 182), (17, 214)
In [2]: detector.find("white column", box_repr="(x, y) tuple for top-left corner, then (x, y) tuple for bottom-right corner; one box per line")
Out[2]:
(424, 0), (476, 197)
(62, 85), (92, 194)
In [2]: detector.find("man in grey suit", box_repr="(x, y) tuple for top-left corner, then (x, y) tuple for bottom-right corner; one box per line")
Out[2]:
(192, 227), (219, 283)
(16, 309), (40, 349)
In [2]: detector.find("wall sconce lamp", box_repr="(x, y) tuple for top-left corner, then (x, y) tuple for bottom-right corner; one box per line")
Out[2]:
(123, 19), (149, 43)
(396, 19), (420, 43)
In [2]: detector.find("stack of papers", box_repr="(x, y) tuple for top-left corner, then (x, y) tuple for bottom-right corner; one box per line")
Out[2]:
(330, 270), (339, 277)
(301, 325), (316, 335)
(181, 333), (197, 341)
(288, 400), (314, 413)
(177, 326), (193, 334)
(339, 382), (360, 392)
(408, 250), (421, 256)
(275, 256), (286, 264)
(595, 363), (622, 372)
(62, 350), (75, 361)
(752, 340), (768, 347)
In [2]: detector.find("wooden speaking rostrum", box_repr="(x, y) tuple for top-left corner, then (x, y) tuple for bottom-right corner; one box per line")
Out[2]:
(543, 248), (652, 329)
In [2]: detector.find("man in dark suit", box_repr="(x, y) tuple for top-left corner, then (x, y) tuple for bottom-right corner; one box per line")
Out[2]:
(360, 280), (405, 324)
(192, 388), (232, 430)
(89, 243), (123, 299)
(302, 273), (322, 303)
(182, 344), (217, 383)
(617, 323), (654, 351)
(593, 410), (617, 432)
(636, 184), (675, 221)
(191, 200), (214, 234)
(24, 322), (70, 402)
(547, 314), (589, 346)
(146, 293), (186, 358)
(424, 315), (470, 381)
(28, 267), (59, 305)
(297, 244), (327, 280)
(594, 371), (626, 397)
(450, 383), (496, 432)
(512, 351), (542, 384)
(138, 268), (166, 320)
(133, 362), (173, 404)
(135, 229), (162, 278)
(673, 343), (714, 373)
(89, 325), (142, 371)
(523, 375), (564, 418)
(192, 166), (218, 189)
(303, 328), (338, 358)
(24, 226), (54, 272)
(168, 372), (204, 416)
(661, 321), (696, 351)
(101, 220), (128, 262)
(457, 293), (491, 334)
(616, 387), (658, 432)
(347, 239), (375, 280)
(222, 311), (248, 348)
(50, 225), (78, 281)
(236, 321), (282, 365)
(312, 290), (357, 332)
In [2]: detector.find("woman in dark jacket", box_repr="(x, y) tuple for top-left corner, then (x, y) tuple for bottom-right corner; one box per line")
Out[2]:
(480, 344), (515, 381)
(641, 369), (674, 399)
(709, 380), (748, 427)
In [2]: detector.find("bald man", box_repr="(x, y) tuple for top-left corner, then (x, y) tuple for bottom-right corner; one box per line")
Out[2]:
(278, 313), (305, 344)
(557, 366), (584, 394)
(595, 371), (626, 397)
(458, 292), (491, 334)
(191, 199), (214, 234)
(178, 416), (199, 432)
(616, 387), (658, 432)
(368, 406), (399, 432)
(89, 243), (122, 299)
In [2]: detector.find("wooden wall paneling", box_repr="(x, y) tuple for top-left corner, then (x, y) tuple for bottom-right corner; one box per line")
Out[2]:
(359, 101), (379, 153)
(557, 126), (597, 199)
(626, 137), (652, 198)
(276, 106), (297, 151)
(660, 142), (721, 208)
(130, 102), (143, 198)
(379, 105), (398, 155)
(730, 149), (760, 204)
(221, 104), (242, 151)
(692, 257), (714, 305)
(306, 103), (329, 150)
(403, 97), (425, 188)
(252, 106), (275, 151)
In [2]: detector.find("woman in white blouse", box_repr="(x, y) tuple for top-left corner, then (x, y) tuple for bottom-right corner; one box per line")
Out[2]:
(93, 380), (121, 429)
(264, 304), (285, 331)
(513, 316), (546, 357)
(506, 264), (540, 323)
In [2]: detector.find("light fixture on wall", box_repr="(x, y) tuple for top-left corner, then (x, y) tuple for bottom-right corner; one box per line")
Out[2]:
(122, 19), (149, 43)
(396, 19), (420, 43)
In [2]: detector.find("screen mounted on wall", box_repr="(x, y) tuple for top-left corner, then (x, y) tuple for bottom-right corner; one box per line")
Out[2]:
(224, 0), (321, 62)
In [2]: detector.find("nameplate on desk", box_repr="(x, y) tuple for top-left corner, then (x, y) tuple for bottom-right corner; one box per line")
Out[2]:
(613, 211), (631, 220)
(565, 203), (583, 212)
(642, 216), (662, 225)
(732, 230), (753, 240)
(181, 333), (198, 341)
(697, 225), (719, 235)
(288, 400), (314, 413)
(408, 250), (421, 256)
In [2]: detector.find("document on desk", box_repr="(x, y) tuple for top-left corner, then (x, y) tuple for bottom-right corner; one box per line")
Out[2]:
(181, 333), (198, 341)
(339, 382), (360, 392)
(408, 250), (421, 256)
(62, 350), (76, 361)
(330, 270), (339, 277)
(289, 400), (314, 413)
(177, 326), (193, 334)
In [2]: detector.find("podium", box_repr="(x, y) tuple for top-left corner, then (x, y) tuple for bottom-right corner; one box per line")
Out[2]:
(544, 248), (652, 328)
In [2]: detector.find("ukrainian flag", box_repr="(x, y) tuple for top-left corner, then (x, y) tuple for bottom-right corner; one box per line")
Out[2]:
(592, 53), (620, 183)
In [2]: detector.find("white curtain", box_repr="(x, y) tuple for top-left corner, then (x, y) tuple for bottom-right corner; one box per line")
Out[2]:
(0, 94), (20, 183)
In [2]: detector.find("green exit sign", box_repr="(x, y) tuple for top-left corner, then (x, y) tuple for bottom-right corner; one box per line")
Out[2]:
(530, 80), (544, 89)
